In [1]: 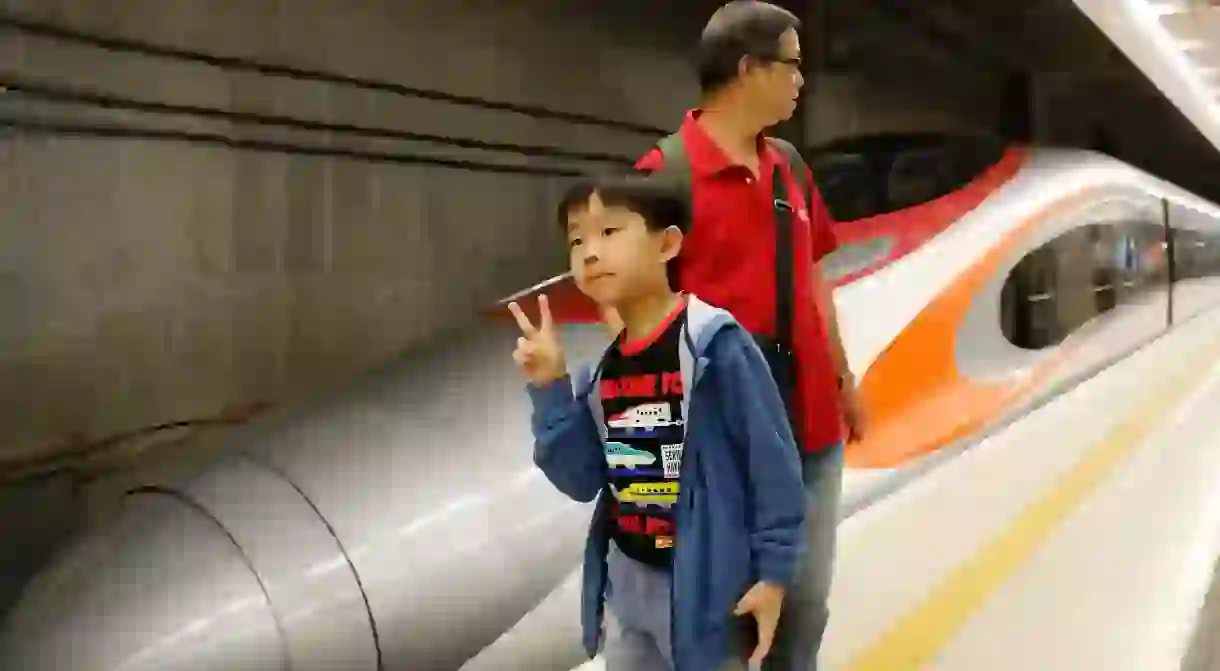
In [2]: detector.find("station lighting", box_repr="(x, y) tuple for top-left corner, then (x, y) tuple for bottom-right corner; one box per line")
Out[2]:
(1074, 0), (1220, 146)
(1141, 0), (1220, 95)
(1127, 0), (1220, 91)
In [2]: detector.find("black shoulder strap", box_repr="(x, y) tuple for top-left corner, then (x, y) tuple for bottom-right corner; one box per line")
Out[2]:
(765, 137), (797, 356)
(766, 136), (810, 208)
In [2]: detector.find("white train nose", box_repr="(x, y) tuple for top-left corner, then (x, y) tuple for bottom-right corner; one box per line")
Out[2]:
(1, 452), (383, 671)
(0, 323), (614, 671)
(0, 490), (288, 671)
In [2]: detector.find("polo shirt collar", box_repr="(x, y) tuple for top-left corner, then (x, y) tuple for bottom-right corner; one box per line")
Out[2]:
(678, 108), (773, 177)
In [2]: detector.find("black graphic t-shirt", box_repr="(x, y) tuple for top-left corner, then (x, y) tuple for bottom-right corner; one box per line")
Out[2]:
(600, 302), (687, 569)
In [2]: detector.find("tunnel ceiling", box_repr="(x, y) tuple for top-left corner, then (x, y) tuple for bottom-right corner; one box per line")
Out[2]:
(836, 0), (1220, 203)
(923, 0), (1133, 74)
(828, 0), (1134, 76)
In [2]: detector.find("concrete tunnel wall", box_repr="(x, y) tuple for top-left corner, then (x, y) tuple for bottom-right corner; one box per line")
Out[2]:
(0, 0), (705, 461)
(806, 68), (1002, 147)
(0, 0), (1007, 465)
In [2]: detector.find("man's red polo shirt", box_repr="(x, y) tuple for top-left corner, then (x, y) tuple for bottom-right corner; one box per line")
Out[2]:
(636, 110), (844, 453)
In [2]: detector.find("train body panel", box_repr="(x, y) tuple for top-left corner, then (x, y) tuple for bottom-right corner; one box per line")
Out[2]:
(5, 143), (1220, 671)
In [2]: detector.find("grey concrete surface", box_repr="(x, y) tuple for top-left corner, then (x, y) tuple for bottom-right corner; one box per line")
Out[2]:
(2, 0), (1011, 466)
(803, 2), (1006, 146)
(806, 69), (1002, 146)
(2, 0), (706, 461)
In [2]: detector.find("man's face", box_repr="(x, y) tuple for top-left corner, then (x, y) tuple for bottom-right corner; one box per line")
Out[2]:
(565, 193), (680, 306)
(742, 27), (804, 125)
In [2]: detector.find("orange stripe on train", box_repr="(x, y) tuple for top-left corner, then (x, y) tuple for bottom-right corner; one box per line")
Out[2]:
(846, 192), (1096, 469)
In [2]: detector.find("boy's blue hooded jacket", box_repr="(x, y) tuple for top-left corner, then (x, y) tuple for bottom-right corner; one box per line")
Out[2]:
(526, 295), (807, 671)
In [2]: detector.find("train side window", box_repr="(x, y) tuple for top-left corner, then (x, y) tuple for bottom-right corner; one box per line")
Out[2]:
(1001, 235), (1064, 350)
(1001, 219), (1168, 350)
(1172, 227), (1220, 282)
(1168, 216), (1220, 321)
(1115, 221), (1171, 291)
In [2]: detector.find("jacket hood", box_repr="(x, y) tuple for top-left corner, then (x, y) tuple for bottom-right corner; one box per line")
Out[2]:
(684, 294), (736, 358)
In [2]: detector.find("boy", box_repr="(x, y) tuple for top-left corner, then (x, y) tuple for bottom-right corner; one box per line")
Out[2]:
(507, 175), (807, 671)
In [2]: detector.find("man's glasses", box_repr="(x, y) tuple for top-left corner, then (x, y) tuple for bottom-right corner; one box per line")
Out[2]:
(758, 55), (802, 69)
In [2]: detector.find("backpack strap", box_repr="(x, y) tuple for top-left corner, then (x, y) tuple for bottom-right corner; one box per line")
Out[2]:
(766, 136), (811, 208)
(651, 133), (810, 212)
(652, 132), (694, 204)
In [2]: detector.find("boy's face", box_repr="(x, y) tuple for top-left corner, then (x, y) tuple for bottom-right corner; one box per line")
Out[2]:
(565, 192), (682, 307)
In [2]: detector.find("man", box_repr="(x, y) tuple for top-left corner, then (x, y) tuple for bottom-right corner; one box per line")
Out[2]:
(631, 2), (867, 669)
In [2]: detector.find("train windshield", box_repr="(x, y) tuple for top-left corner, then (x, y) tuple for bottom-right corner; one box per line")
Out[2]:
(807, 133), (1007, 222)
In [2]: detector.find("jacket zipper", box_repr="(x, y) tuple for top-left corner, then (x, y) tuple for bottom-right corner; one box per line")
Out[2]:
(671, 370), (699, 671)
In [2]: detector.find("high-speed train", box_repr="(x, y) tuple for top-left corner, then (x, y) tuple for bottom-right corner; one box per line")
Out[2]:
(3, 136), (1220, 671)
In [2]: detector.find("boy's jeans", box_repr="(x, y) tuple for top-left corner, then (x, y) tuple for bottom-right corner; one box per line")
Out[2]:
(603, 544), (750, 671)
(762, 441), (845, 671)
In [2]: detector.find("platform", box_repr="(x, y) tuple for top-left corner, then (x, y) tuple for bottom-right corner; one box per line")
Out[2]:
(572, 297), (1220, 671)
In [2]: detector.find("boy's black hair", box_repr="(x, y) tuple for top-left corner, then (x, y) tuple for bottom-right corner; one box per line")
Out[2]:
(696, 1), (802, 95)
(556, 174), (690, 234)
(556, 173), (690, 288)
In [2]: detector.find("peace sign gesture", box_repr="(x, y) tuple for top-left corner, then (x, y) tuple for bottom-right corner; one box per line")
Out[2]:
(508, 294), (567, 386)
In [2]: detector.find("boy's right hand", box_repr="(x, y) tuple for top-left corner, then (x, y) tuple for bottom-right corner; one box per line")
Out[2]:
(508, 294), (567, 386)
(735, 581), (786, 665)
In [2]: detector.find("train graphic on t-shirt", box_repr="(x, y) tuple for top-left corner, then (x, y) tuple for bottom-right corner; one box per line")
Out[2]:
(606, 403), (684, 436)
(609, 481), (679, 508)
(604, 442), (657, 469)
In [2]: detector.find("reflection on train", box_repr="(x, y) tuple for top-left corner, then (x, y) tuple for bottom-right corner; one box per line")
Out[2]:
(1173, 228), (1220, 285)
(1002, 222), (1169, 350)
(1001, 206), (1220, 351)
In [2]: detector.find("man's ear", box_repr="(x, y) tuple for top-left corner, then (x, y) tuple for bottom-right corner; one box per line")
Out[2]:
(736, 54), (755, 81)
(660, 226), (684, 263)
(737, 53), (768, 81)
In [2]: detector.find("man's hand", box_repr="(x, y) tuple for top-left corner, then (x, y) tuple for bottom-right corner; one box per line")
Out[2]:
(508, 294), (567, 386)
(840, 381), (867, 443)
(734, 581), (786, 665)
